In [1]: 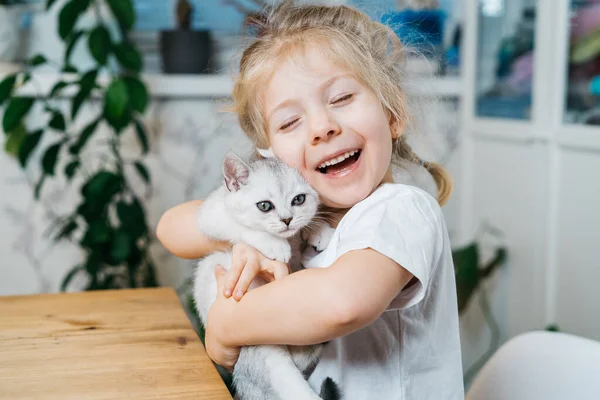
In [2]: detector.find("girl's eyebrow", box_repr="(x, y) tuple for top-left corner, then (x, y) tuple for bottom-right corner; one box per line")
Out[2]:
(267, 73), (355, 121)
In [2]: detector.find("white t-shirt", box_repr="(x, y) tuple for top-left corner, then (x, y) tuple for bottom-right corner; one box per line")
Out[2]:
(304, 183), (464, 400)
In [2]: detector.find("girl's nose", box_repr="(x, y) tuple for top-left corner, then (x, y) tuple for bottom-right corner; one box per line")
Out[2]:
(309, 111), (341, 144)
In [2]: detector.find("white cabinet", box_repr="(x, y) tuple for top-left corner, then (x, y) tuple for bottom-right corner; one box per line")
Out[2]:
(460, 0), (600, 351)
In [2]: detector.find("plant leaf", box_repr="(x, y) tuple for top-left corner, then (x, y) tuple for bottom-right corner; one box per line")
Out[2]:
(0, 75), (17, 106)
(18, 129), (43, 167)
(76, 200), (104, 221)
(111, 230), (131, 262)
(106, 0), (135, 30)
(2, 97), (34, 134)
(4, 123), (26, 157)
(71, 69), (98, 120)
(134, 161), (150, 184)
(83, 219), (112, 245)
(81, 171), (122, 200)
(133, 118), (149, 154)
(46, 0), (59, 10)
(65, 160), (80, 180)
(104, 79), (129, 132)
(65, 30), (84, 64)
(117, 198), (147, 240)
(21, 73), (31, 85)
(49, 81), (70, 97)
(56, 220), (78, 240)
(34, 174), (46, 200)
(42, 142), (62, 175)
(88, 25), (111, 65)
(28, 54), (47, 67)
(69, 117), (99, 155)
(58, 0), (83, 40)
(84, 254), (101, 275)
(49, 111), (66, 131)
(113, 42), (142, 72)
(62, 64), (79, 74)
(124, 76), (148, 113)
(60, 265), (84, 291)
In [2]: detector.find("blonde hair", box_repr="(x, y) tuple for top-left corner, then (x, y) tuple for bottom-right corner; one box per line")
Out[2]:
(230, 0), (452, 206)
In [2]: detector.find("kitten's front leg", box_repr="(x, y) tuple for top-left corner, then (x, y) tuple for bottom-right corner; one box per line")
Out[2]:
(307, 224), (335, 252)
(241, 231), (291, 263)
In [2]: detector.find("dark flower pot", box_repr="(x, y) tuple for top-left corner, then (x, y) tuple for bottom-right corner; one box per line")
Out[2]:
(159, 29), (214, 74)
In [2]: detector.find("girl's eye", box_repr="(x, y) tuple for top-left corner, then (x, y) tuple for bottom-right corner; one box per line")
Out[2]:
(279, 118), (299, 131)
(256, 201), (274, 212)
(291, 194), (306, 206)
(331, 94), (353, 104)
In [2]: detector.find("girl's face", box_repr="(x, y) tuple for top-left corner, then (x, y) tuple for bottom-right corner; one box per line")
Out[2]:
(263, 46), (395, 209)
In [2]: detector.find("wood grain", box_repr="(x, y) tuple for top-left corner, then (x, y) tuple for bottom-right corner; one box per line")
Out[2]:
(0, 287), (232, 400)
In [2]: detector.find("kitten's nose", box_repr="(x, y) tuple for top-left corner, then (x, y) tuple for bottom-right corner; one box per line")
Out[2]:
(282, 218), (292, 226)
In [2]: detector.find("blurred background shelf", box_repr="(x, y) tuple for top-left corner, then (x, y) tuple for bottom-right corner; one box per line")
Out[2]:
(0, 62), (463, 99)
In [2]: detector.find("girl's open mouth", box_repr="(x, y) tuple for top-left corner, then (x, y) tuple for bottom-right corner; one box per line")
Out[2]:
(317, 149), (361, 174)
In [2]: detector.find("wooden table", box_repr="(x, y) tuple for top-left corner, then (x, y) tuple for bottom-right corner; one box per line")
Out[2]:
(0, 287), (232, 400)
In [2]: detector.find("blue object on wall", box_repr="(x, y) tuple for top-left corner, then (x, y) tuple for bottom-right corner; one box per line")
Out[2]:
(590, 75), (600, 96)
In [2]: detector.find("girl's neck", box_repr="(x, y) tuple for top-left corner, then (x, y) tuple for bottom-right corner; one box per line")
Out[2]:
(324, 166), (394, 228)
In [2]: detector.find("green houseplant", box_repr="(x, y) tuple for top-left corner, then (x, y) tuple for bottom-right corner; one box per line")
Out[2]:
(0, 0), (157, 291)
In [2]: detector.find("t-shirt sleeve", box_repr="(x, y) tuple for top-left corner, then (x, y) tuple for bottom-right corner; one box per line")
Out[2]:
(336, 185), (443, 310)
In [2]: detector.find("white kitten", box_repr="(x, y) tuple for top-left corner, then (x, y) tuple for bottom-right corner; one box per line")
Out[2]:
(193, 152), (341, 400)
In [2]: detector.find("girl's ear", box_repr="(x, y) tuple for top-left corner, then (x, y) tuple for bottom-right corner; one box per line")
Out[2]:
(223, 152), (250, 192)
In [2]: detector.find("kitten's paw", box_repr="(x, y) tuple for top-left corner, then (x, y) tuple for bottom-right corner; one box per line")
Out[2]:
(308, 225), (335, 252)
(261, 241), (292, 264)
(254, 238), (291, 263)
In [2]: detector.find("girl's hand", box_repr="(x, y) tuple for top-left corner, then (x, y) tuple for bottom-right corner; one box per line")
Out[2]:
(224, 242), (290, 301)
(205, 266), (241, 372)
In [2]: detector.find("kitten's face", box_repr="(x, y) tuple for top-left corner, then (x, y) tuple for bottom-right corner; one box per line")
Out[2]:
(223, 155), (318, 238)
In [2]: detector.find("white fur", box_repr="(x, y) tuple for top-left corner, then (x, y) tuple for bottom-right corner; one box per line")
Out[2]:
(257, 147), (276, 159)
(193, 152), (336, 400)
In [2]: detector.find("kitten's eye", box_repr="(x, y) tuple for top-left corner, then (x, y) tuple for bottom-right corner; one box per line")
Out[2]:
(292, 194), (306, 206)
(256, 201), (274, 212)
(331, 94), (353, 104)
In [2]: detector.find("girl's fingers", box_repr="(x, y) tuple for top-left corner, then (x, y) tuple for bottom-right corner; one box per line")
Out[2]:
(272, 261), (290, 280)
(257, 260), (289, 283)
(233, 254), (260, 301)
(225, 247), (247, 297)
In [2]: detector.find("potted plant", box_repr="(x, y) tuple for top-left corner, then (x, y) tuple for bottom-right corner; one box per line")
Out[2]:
(0, 0), (28, 62)
(0, 0), (157, 291)
(159, 0), (214, 74)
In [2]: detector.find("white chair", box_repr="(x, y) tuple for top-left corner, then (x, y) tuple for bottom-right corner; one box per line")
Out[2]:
(466, 331), (600, 400)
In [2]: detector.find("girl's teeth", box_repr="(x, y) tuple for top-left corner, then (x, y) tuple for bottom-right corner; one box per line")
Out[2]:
(318, 150), (359, 169)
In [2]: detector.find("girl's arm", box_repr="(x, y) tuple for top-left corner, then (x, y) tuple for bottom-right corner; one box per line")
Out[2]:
(156, 200), (231, 259)
(207, 247), (414, 347)
(156, 201), (289, 290)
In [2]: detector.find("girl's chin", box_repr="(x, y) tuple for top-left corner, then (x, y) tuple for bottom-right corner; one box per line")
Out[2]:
(318, 188), (372, 209)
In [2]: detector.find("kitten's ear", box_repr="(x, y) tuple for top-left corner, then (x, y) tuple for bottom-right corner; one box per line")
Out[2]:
(257, 147), (275, 158)
(223, 152), (250, 192)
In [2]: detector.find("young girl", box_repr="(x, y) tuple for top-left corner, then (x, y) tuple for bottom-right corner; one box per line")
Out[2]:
(157, 2), (464, 399)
